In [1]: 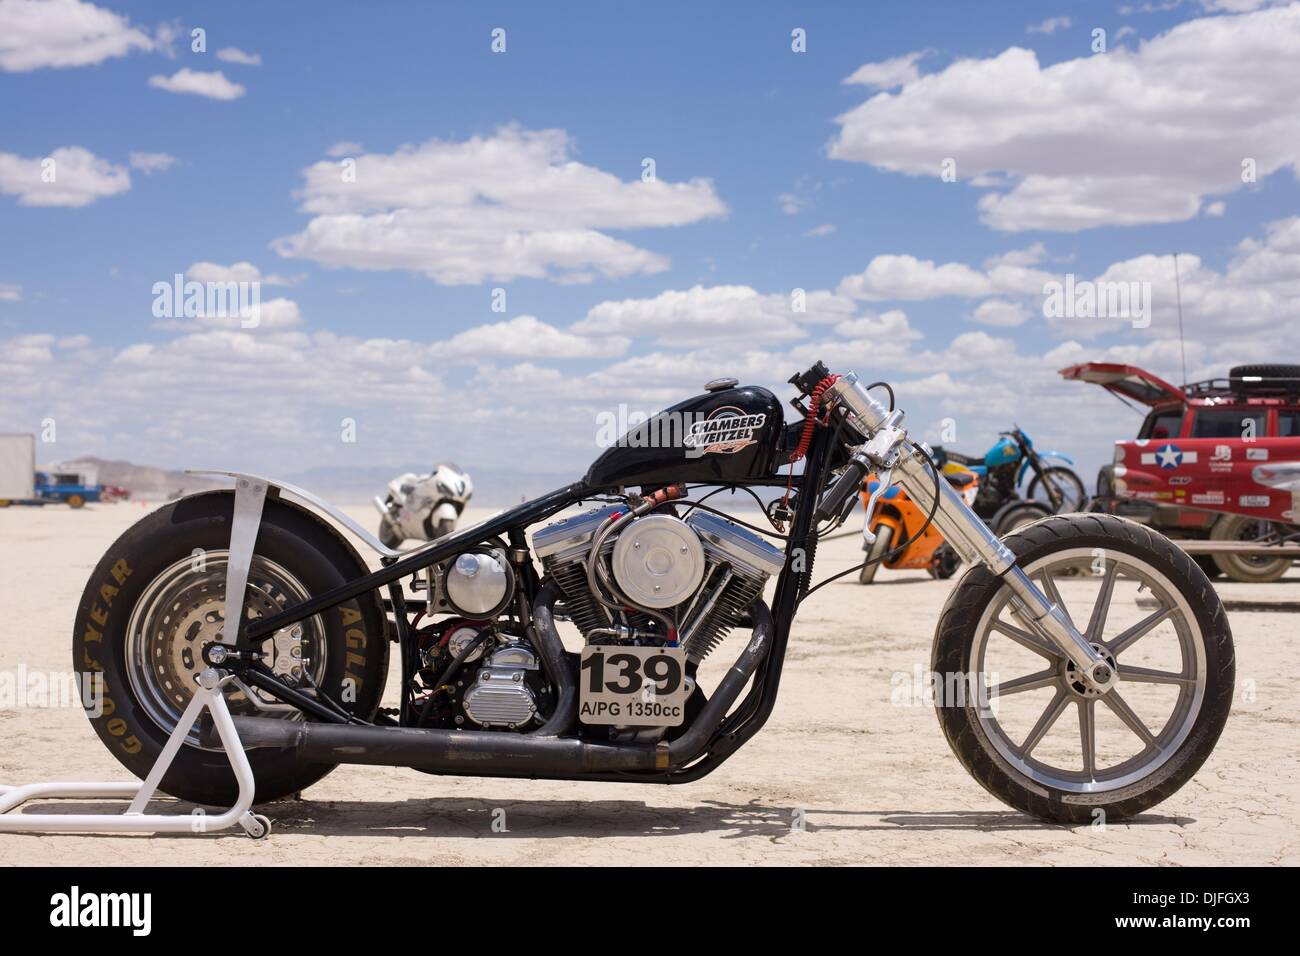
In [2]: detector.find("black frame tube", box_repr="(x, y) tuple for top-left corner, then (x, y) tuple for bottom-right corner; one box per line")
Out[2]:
(216, 411), (844, 781)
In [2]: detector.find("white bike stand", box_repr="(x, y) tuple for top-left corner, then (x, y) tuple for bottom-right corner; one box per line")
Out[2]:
(0, 668), (268, 837)
(0, 477), (273, 838)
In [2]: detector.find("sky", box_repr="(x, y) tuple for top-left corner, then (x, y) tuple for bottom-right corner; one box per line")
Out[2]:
(2, 0), (1299, 498)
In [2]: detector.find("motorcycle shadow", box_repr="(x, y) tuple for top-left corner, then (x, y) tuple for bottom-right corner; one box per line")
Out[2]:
(14, 797), (1191, 839)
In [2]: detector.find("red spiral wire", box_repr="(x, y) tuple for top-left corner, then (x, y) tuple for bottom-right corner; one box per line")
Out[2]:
(788, 374), (840, 464)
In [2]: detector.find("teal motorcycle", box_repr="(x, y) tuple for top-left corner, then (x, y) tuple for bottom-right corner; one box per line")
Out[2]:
(934, 426), (1084, 531)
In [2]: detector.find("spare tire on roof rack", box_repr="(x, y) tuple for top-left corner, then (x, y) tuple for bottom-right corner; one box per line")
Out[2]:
(1228, 364), (1300, 396)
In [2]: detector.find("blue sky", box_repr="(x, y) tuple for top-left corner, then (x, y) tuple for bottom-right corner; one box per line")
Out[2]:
(2, 0), (1299, 496)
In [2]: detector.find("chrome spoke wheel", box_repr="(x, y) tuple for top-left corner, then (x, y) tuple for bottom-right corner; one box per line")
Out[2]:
(971, 547), (1207, 794)
(124, 552), (328, 748)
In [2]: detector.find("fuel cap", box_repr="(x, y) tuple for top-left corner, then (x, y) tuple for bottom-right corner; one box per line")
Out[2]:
(704, 377), (738, 392)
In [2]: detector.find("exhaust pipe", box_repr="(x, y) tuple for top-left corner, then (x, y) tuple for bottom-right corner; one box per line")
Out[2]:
(219, 715), (658, 776)
(528, 580), (577, 737)
(210, 598), (774, 779)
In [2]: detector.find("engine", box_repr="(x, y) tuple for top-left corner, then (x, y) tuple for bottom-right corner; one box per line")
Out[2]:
(532, 505), (785, 663)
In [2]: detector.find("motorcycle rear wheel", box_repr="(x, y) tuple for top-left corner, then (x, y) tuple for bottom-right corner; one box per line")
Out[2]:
(933, 513), (1233, 823)
(73, 491), (389, 805)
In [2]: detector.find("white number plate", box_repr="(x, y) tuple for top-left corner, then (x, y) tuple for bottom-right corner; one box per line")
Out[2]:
(578, 645), (688, 727)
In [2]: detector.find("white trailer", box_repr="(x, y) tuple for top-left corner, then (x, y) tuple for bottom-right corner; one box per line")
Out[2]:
(0, 433), (36, 503)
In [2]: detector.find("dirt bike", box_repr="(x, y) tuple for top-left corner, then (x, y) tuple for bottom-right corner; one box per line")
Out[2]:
(73, 363), (1233, 825)
(936, 427), (1086, 530)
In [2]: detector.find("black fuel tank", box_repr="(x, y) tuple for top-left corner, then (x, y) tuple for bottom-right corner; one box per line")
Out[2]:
(584, 384), (786, 489)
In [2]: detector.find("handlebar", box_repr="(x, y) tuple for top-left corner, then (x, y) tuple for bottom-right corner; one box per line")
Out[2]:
(814, 452), (871, 523)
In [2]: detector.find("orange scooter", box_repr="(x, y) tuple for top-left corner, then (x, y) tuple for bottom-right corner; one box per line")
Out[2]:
(857, 464), (980, 583)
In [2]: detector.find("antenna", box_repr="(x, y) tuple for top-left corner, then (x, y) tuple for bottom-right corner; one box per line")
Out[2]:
(1173, 252), (1188, 386)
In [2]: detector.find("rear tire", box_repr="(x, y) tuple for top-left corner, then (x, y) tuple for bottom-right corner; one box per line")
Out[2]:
(73, 491), (389, 805)
(1210, 514), (1290, 583)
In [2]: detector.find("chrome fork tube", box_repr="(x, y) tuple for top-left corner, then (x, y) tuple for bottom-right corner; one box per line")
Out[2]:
(830, 374), (1115, 691)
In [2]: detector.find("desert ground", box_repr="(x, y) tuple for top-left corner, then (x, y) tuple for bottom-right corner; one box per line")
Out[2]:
(1, 499), (1297, 866)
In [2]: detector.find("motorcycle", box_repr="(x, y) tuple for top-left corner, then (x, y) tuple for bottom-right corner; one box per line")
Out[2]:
(73, 363), (1233, 825)
(857, 464), (978, 583)
(374, 462), (473, 549)
(935, 426), (1085, 530)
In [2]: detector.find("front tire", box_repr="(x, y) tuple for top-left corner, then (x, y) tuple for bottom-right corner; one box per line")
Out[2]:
(1027, 466), (1086, 513)
(73, 491), (389, 805)
(858, 523), (893, 584)
(933, 513), (1233, 823)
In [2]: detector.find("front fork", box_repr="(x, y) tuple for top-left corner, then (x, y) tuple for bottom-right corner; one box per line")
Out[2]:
(830, 375), (1117, 694)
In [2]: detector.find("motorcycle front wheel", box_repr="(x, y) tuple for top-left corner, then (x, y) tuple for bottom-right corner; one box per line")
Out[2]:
(858, 524), (893, 584)
(932, 513), (1233, 823)
(1026, 466), (1086, 513)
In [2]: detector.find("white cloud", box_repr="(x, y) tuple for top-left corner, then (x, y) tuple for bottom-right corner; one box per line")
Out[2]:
(1026, 16), (1071, 35)
(1204, 200), (1226, 217)
(573, 284), (855, 346)
(128, 151), (178, 175)
(838, 253), (1051, 301)
(272, 126), (726, 285)
(833, 309), (921, 342)
(185, 261), (303, 286)
(0, 282), (21, 301)
(842, 50), (928, 90)
(0, 146), (130, 207)
(831, 5), (1300, 232)
(0, 0), (154, 72)
(215, 46), (261, 66)
(777, 192), (807, 215)
(970, 299), (1032, 327)
(438, 315), (628, 360)
(803, 223), (836, 238)
(1079, 216), (1300, 338)
(325, 141), (363, 158)
(8, 224), (1300, 486)
(152, 297), (304, 332)
(148, 68), (246, 101)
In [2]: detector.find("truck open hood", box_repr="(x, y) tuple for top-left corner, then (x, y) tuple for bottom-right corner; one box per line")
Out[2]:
(1059, 362), (1185, 408)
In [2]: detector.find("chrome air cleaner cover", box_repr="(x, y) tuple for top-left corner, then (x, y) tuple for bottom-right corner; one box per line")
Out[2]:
(611, 513), (706, 608)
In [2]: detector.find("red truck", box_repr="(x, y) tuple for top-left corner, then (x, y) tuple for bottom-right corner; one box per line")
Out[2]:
(1061, 362), (1300, 583)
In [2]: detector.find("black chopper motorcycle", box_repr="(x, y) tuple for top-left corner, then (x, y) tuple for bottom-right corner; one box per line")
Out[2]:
(74, 363), (1233, 825)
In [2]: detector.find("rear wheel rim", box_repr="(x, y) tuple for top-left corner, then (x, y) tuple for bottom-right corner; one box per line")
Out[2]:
(124, 552), (328, 749)
(970, 547), (1207, 795)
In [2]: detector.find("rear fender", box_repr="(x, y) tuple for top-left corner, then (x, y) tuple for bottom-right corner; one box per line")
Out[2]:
(187, 469), (402, 558)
